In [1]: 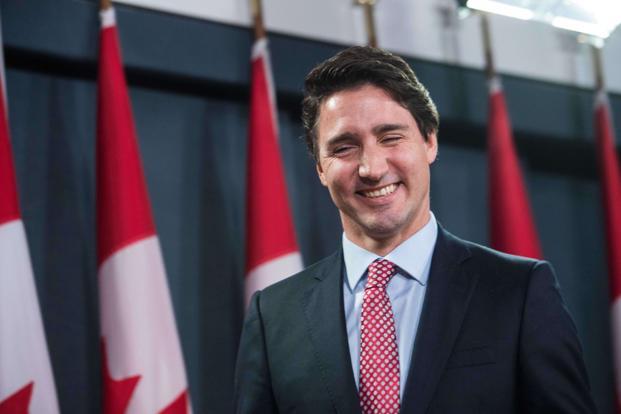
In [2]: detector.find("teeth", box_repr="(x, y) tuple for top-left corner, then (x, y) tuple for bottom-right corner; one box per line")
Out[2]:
(362, 184), (397, 198)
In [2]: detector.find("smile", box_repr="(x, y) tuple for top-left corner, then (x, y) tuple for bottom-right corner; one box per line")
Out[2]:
(359, 183), (398, 198)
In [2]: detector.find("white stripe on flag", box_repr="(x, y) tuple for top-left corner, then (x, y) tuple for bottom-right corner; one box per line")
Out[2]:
(100, 7), (116, 29)
(251, 38), (279, 136)
(99, 235), (188, 413)
(488, 76), (502, 94)
(245, 251), (303, 304)
(0, 220), (59, 413)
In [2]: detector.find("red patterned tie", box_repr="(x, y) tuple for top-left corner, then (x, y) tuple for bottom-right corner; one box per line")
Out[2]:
(359, 259), (400, 414)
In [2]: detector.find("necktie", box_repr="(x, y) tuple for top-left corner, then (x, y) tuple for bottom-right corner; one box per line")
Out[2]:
(359, 259), (400, 414)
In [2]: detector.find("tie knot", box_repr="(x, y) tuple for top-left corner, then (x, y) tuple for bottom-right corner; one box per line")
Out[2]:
(366, 259), (396, 290)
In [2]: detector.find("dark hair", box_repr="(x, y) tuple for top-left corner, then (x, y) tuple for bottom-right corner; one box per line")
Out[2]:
(302, 46), (439, 161)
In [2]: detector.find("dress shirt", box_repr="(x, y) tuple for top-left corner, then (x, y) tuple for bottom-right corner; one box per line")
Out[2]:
(342, 212), (438, 400)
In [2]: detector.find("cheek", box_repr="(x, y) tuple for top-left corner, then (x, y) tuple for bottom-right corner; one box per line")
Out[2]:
(324, 165), (353, 195)
(393, 151), (419, 172)
(393, 152), (430, 183)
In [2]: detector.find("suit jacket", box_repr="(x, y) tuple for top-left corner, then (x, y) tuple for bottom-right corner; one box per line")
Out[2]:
(234, 226), (596, 413)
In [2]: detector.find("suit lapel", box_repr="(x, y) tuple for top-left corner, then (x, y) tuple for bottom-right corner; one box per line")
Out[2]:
(302, 249), (361, 414)
(402, 227), (478, 414)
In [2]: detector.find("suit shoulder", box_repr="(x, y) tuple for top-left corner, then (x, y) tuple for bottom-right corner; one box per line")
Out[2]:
(467, 238), (540, 269)
(442, 229), (548, 285)
(248, 251), (341, 322)
(257, 250), (341, 300)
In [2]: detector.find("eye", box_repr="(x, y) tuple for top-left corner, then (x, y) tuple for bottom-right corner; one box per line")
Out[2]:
(331, 144), (356, 156)
(381, 135), (402, 144)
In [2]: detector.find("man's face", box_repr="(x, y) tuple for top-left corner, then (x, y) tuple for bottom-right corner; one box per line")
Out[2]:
(315, 84), (437, 250)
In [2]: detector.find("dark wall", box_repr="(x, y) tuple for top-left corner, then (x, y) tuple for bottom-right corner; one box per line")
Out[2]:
(2, 1), (618, 412)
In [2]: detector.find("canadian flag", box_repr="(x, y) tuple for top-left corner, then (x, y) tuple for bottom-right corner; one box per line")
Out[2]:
(594, 88), (621, 412)
(0, 22), (60, 414)
(245, 38), (303, 304)
(97, 7), (190, 413)
(487, 76), (542, 259)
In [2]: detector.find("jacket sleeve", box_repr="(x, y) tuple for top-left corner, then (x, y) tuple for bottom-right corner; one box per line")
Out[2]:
(234, 291), (278, 414)
(518, 261), (597, 413)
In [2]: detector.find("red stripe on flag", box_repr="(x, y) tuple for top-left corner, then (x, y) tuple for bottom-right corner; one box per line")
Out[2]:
(97, 25), (155, 265)
(245, 47), (299, 273)
(0, 80), (20, 226)
(488, 88), (542, 259)
(594, 95), (621, 300)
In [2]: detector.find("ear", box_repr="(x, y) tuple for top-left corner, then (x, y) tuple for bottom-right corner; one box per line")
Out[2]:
(425, 132), (438, 164)
(316, 162), (328, 186)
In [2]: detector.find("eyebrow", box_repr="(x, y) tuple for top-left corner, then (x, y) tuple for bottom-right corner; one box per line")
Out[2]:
(325, 132), (357, 148)
(372, 123), (409, 134)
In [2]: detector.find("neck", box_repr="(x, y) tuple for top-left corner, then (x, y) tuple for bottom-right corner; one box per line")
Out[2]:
(343, 210), (431, 256)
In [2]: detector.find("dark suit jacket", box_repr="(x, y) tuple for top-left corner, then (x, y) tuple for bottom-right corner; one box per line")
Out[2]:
(234, 226), (596, 413)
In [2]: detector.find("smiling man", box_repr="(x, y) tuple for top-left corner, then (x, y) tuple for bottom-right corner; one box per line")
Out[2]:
(315, 84), (436, 256)
(234, 47), (596, 414)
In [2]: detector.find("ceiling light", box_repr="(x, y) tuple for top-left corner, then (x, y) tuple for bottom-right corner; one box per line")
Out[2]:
(466, 0), (534, 20)
(458, 0), (621, 39)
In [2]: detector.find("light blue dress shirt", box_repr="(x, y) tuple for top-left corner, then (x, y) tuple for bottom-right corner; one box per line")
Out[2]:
(342, 212), (438, 400)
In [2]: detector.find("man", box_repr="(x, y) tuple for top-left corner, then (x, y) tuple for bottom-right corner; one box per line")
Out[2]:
(234, 46), (596, 413)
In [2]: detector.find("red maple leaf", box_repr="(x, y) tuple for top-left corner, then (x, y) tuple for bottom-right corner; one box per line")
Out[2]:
(159, 390), (189, 414)
(0, 382), (33, 414)
(102, 338), (141, 414)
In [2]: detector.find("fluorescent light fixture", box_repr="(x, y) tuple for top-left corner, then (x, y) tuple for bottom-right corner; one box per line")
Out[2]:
(460, 0), (621, 39)
(466, 0), (534, 20)
(552, 17), (610, 39)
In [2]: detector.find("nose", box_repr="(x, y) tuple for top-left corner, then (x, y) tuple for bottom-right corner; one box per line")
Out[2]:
(358, 146), (388, 181)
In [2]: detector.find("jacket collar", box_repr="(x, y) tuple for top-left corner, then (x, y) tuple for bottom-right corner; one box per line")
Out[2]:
(401, 225), (477, 414)
(303, 249), (361, 413)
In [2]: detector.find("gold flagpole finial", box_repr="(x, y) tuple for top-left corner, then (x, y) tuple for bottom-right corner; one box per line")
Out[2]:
(100, 0), (112, 11)
(354, 0), (379, 47)
(480, 12), (496, 80)
(250, 0), (266, 40)
(591, 44), (605, 91)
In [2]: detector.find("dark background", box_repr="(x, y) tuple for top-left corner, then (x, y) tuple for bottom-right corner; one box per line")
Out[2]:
(2, 0), (620, 412)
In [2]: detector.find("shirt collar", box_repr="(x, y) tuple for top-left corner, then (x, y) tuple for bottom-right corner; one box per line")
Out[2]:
(342, 212), (438, 292)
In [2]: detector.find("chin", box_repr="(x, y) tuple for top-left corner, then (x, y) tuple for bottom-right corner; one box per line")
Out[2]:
(360, 219), (405, 239)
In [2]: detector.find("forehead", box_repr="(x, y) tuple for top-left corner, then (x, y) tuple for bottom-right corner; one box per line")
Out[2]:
(316, 85), (415, 141)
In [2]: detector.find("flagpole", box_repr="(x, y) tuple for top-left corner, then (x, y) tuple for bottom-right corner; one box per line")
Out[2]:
(245, 0), (303, 304)
(480, 12), (495, 80)
(591, 44), (604, 92)
(480, 10), (542, 258)
(590, 39), (621, 411)
(354, 0), (378, 47)
(250, 0), (266, 40)
(100, 0), (111, 11)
